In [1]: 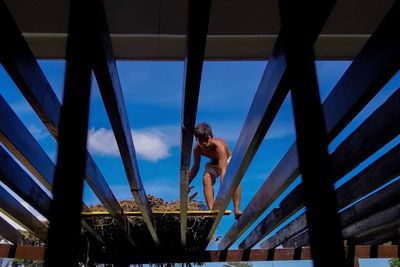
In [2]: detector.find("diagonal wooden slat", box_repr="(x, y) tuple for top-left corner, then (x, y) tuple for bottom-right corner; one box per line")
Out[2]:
(223, 1), (400, 249)
(207, 0), (338, 246)
(0, 94), (105, 244)
(0, 146), (52, 218)
(282, 144), (400, 249)
(0, 95), (54, 191)
(342, 203), (400, 240)
(90, 0), (158, 246)
(257, 88), (400, 249)
(0, 145), (105, 246)
(0, 185), (47, 241)
(0, 0), (131, 238)
(0, 216), (23, 244)
(261, 146), (400, 249)
(355, 224), (400, 246)
(179, 0), (211, 247)
(44, 0), (94, 264)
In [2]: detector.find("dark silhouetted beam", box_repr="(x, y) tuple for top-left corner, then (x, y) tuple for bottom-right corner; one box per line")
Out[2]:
(44, 0), (93, 265)
(0, 0), (130, 238)
(0, 185), (47, 241)
(234, 3), (400, 246)
(279, 0), (346, 265)
(179, 0), (211, 247)
(90, 0), (155, 246)
(0, 216), (23, 244)
(213, 0), (339, 248)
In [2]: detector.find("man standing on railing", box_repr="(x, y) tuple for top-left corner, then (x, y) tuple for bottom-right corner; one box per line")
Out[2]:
(188, 122), (242, 219)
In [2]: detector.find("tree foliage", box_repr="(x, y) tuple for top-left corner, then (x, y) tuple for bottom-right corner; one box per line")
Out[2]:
(390, 258), (400, 267)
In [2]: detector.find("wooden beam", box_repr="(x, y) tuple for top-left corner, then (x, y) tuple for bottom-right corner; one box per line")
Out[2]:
(279, 0), (346, 266)
(0, 0), (60, 136)
(356, 226), (400, 246)
(44, 0), (94, 265)
(0, 146), (52, 218)
(282, 143), (400, 249)
(1, 244), (397, 263)
(0, 0), (130, 238)
(179, 0), (211, 248)
(331, 88), (400, 180)
(0, 146), (105, 245)
(259, 91), (400, 248)
(283, 158), (400, 250)
(225, 0), (400, 249)
(0, 185), (47, 241)
(0, 94), (106, 244)
(342, 204), (400, 240)
(237, 49), (400, 251)
(0, 216), (23, 244)
(0, 95), (54, 191)
(90, 0), (154, 247)
(283, 172), (400, 249)
(206, 37), (290, 244)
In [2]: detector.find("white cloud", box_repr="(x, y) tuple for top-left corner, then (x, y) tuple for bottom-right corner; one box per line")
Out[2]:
(87, 128), (120, 156)
(87, 127), (172, 162)
(132, 131), (170, 161)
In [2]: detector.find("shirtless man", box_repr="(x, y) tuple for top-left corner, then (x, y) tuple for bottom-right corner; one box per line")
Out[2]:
(188, 123), (242, 219)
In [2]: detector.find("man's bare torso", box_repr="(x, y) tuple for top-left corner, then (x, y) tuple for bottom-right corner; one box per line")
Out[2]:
(195, 137), (231, 164)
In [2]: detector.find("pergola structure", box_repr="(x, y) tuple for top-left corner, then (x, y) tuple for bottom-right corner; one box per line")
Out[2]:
(0, 0), (399, 266)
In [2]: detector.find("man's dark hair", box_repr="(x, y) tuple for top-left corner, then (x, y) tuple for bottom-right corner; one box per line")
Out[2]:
(194, 122), (213, 140)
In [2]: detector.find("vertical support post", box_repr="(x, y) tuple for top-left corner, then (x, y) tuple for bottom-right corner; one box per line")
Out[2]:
(44, 0), (92, 265)
(180, 0), (211, 247)
(279, 1), (346, 267)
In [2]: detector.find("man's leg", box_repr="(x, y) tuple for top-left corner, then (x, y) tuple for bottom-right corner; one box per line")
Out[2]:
(233, 184), (242, 219)
(220, 176), (242, 219)
(203, 172), (215, 210)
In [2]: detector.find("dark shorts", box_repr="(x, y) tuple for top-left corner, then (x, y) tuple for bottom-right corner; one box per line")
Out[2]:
(203, 156), (231, 184)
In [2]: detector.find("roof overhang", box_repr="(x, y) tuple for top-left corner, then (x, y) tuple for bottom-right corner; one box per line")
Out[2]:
(5, 0), (396, 60)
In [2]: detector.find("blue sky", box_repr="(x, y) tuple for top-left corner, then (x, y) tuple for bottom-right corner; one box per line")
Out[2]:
(0, 60), (399, 267)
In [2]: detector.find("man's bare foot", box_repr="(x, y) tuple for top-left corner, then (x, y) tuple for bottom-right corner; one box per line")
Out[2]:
(234, 212), (242, 220)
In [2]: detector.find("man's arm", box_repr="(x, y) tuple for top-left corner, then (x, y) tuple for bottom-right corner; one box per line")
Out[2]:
(188, 146), (201, 184)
